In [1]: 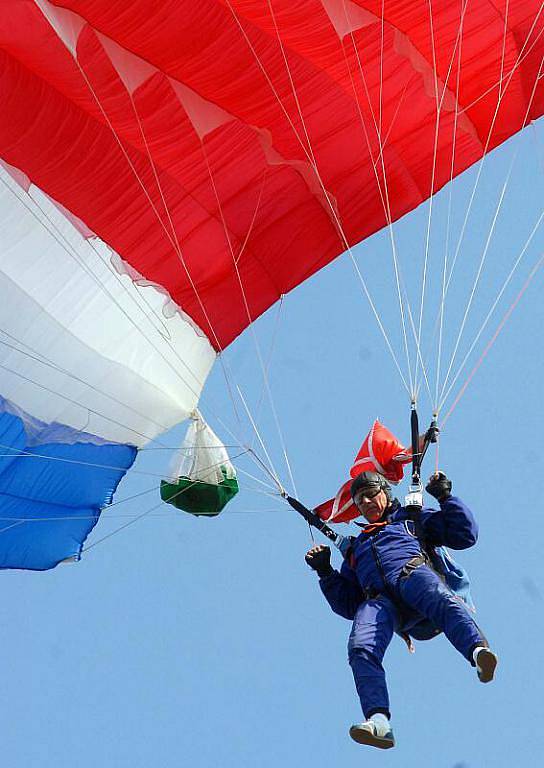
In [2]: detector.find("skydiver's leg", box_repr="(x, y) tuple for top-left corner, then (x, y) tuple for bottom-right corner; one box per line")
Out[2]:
(347, 597), (398, 719)
(397, 565), (487, 663)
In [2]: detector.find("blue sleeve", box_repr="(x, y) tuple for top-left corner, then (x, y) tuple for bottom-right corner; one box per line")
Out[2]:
(318, 559), (364, 620)
(418, 495), (478, 550)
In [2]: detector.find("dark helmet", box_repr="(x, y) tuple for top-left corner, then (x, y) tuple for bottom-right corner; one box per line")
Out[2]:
(350, 470), (392, 503)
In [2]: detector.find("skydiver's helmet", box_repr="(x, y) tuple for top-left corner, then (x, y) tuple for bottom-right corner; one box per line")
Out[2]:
(350, 470), (392, 505)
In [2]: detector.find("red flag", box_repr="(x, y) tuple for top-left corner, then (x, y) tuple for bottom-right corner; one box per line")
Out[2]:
(350, 420), (411, 482)
(315, 421), (410, 524)
(314, 479), (355, 524)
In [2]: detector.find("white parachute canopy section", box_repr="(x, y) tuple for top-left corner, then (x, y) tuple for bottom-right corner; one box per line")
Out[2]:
(0, 161), (216, 445)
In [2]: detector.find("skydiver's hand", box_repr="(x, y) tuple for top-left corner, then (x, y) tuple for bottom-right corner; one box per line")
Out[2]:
(305, 545), (333, 578)
(426, 471), (452, 503)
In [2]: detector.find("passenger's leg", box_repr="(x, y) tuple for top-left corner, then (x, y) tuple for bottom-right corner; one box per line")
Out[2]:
(398, 565), (486, 663)
(348, 597), (398, 718)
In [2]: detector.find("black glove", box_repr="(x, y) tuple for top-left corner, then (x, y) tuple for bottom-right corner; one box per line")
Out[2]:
(426, 471), (452, 502)
(305, 545), (333, 578)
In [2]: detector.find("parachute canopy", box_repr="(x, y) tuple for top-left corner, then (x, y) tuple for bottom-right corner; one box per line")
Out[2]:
(2, 2), (544, 568)
(1, 1), (543, 348)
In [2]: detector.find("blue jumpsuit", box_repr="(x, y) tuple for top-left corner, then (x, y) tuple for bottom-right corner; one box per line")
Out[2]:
(319, 496), (487, 719)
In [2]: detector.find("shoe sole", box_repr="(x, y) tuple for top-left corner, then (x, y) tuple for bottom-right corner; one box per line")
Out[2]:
(349, 726), (394, 749)
(477, 649), (498, 683)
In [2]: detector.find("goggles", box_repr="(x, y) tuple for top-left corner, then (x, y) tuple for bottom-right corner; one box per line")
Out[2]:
(353, 485), (381, 502)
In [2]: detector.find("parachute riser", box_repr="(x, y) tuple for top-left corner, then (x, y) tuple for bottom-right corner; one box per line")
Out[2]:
(284, 495), (351, 556)
(406, 404), (439, 513)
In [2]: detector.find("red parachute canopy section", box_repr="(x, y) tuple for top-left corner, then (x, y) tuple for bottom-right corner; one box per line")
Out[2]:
(315, 421), (410, 523)
(1, 1), (544, 347)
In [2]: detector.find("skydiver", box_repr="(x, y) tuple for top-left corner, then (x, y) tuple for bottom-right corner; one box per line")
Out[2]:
(305, 470), (498, 750)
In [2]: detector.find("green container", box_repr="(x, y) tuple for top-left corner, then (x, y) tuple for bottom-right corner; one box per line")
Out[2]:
(160, 467), (239, 517)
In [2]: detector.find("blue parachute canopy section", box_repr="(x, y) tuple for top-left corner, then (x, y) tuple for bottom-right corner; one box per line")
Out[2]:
(0, 397), (136, 571)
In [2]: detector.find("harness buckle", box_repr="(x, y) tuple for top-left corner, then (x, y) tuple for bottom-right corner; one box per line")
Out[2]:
(404, 483), (423, 510)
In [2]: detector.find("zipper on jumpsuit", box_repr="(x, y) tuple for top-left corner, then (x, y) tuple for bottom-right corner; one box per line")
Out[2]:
(369, 532), (417, 652)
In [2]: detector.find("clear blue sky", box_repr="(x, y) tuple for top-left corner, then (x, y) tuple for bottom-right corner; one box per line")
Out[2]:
(3, 119), (544, 768)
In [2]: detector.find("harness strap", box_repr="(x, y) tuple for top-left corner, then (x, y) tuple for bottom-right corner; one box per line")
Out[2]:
(399, 553), (428, 579)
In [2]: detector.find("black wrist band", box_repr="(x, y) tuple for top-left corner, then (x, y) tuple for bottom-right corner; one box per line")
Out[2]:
(317, 566), (334, 578)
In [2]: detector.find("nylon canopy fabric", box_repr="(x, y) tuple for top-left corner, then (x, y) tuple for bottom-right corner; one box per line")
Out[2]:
(1, 0), (543, 348)
(0, 161), (215, 569)
(0, 396), (136, 570)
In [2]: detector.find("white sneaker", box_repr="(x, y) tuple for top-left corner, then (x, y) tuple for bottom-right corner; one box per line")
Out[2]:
(349, 720), (395, 749)
(474, 647), (498, 683)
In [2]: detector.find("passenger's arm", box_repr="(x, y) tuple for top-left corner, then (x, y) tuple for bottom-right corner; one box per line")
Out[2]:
(306, 545), (364, 620)
(418, 495), (478, 549)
